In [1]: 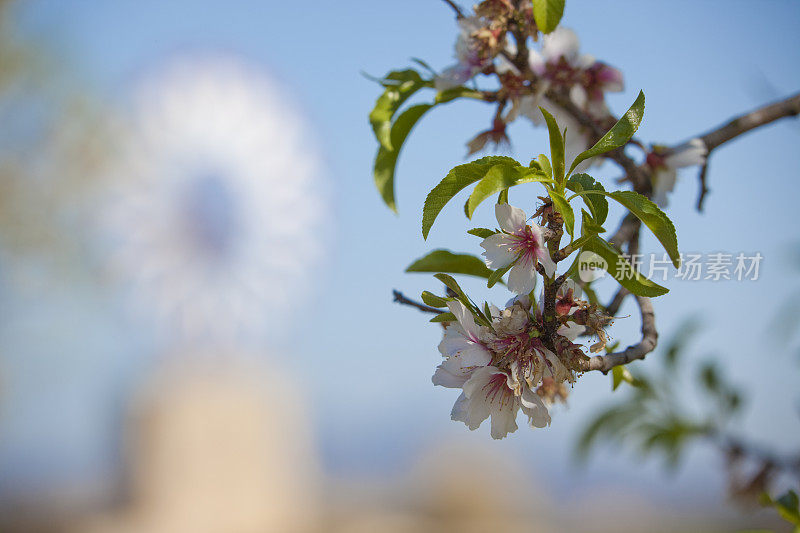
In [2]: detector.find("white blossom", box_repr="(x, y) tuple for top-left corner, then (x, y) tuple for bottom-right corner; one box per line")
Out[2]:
(435, 17), (488, 91)
(453, 366), (550, 439)
(480, 203), (556, 294)
(649, 138), (707, 206)
(432, 300), (492, 388)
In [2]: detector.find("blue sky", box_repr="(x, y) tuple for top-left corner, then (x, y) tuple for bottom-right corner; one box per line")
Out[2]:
(3, 0), (800, 508)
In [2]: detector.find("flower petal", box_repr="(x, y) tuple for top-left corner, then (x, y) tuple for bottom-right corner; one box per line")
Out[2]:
(495, 203), (527, 234)
(542, 27), (580, 63)
(521, 386), (551, 428)
(652, 168), (677, 207)
(438, 324), (469, 356)
(447, 300), (480, 340)
(537, 248), (557, 278)
(450, 391), (469, 423)
(557, 322), (584, 342)
(665, 138), (707, 168)
(480, 233), (518, 269)
(489, 399), (519, 439)
(507, 255), (537, 295)
(432, 364), (467, 388)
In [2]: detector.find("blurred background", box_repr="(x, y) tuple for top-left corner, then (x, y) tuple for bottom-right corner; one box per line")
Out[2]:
(0, 0), (798, 531)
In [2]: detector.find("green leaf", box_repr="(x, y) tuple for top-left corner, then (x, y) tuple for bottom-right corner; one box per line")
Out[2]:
(435, 86), (484, 104)
(430, 312), (456, 323)
(540, 107), (565, 181)
(406, 249), (494, 280)
(568, 91), (645, 175)
(488, 262), (512, 288)
(612, 365), (635, 390)
(608, 190), (680, 268)
(420, 290), (448, 308)
(567, 173), (608, 225)
(538, 154), (553, 178)
(468, 227), (496, 238)
(580, 209), (606, 237)
(762, 490), (800, 526)
(582, 237), (669, 297)
(369, 69), (428, 151)
(433, 273), (471, 305)
(422, 156), (520, 239)
(532, 0), (565, 34)
(374, 103), (433, 212)
(549, 189), (574, 237)
(466, 164), (550, 218)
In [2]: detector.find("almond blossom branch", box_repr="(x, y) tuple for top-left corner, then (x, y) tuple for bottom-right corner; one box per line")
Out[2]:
(392, 289), (441, 314)
(686, 92), (800, 210)
(580, 295), (657, 373)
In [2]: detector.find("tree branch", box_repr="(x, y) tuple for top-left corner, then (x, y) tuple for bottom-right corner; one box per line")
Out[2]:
(695, 92), (800, 152)
(580, 296), (657, 373)
(683, 92), (800, 211)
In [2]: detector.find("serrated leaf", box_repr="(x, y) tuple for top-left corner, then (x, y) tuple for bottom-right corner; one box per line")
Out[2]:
(466, 164), (550, 218)
(583, 237), (669, 297)
(374, 103), (433, 212)
(369, 69), (428, 150)
(567, 173), (608, 225)
(430, 312), (456, 323)
(580, 209), (606, 237)
(468, 227), (496, 238)
(549, 189), (574, 237)
(532, 0), (565, 34)
(406, 249), (494, 280)
(568, 91), (645, 175)
(422, 156), (520, 239)
(420, 290), (448, 308)
(608, 190), (680, 268)
(540, 106), (565, 181)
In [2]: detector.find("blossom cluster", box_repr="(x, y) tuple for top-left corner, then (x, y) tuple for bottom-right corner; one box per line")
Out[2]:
(433, 1), (707, 201)
(432, 203), (612, 439)
(436, 1), (623, 160)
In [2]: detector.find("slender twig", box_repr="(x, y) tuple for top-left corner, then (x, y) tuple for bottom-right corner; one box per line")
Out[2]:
(440, 0), (465, 19)
(393, 289), (441, 314)
(580, 296), (657, 373)
(696, 160), (710, 212)
(604, 287), (630, 317)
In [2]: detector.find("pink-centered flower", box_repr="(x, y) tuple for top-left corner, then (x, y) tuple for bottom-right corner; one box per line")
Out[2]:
(480, 203), (556, 295)
(527, 27), (624, 120)
(432, 300), (492, 388)
(451, 366), (550, 439)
